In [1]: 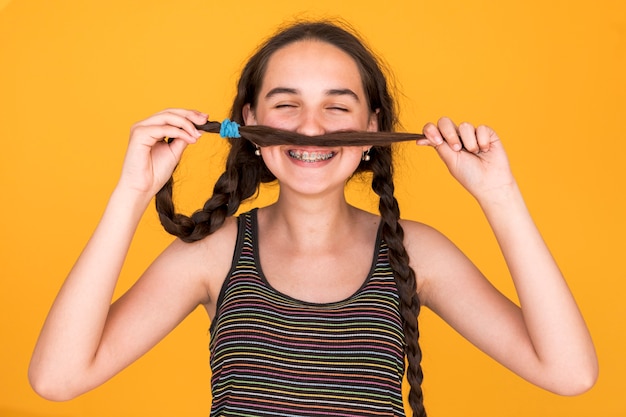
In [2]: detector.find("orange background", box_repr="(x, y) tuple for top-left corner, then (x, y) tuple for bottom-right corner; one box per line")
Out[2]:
(1, 1), (624, 416)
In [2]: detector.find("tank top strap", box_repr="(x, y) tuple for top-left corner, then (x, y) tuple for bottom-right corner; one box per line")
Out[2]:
(210, 208), (257, 334)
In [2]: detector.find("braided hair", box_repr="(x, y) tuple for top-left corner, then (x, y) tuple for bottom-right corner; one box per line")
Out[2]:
(155, 20), (427, 417)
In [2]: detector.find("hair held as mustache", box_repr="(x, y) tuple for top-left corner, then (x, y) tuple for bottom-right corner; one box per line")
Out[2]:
(194, 120), (426, 147)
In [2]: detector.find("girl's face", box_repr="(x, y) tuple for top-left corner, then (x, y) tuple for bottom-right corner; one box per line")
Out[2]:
(243, 40), (378, 197)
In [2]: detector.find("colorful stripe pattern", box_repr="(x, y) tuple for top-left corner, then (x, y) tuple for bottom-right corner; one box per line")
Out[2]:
(209, 210), (406, 416)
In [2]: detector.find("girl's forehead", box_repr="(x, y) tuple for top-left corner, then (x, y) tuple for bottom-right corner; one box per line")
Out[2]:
(260, 40), (365, 93)
(268, 39), (358, 67)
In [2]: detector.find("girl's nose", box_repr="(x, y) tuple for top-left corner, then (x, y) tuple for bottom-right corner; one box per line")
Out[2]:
(295, 111), (325, 136)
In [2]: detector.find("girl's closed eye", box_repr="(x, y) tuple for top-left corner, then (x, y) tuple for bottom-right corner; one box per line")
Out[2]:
(327, 105), (349, 112)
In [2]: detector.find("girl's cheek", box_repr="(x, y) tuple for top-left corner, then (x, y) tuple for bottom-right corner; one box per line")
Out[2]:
(255, 113), (296, 131)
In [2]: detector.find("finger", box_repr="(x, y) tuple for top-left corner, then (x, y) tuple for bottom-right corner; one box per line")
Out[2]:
(135, 109), (207, 138)
(164, 130), (192, 159)
(437, 117), (463, 151)
(134, 124), (200, 146)
(133, 108), (196, 126)
(155, 108), (208, 125)
(458, 122), (479, 154)
(429, 132), (461, 168)
(421, 122), (444, 147)
(476, 124), (495, 153)
(159, 112), (204, 140)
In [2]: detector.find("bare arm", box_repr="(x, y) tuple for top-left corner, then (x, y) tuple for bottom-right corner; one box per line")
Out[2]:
(28, 109), (231, 400)
(409, 118), (598, 395)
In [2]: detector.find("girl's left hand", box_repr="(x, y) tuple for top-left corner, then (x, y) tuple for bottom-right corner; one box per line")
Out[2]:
(418, 117), (515, 200)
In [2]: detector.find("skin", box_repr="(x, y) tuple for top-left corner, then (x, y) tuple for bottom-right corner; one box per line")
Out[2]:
(29, 39), (598, 401)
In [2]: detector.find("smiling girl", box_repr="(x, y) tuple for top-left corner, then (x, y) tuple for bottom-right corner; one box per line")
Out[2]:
(29, 21), (597, 417)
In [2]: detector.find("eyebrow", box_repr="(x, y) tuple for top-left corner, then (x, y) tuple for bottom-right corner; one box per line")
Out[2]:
(327, 89), (360, 102)
(264, 87), (361, 102)
(265, 87), (298, 98)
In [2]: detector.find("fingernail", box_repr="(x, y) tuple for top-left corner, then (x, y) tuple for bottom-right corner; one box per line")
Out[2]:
(453, 143), (462, 151)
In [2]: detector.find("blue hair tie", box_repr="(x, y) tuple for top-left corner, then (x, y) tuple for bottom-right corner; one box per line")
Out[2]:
(220, 118), (241, 138)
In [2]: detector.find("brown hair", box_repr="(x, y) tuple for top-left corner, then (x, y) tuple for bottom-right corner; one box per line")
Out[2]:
(155, 20), (427, 417)
(194, 120), (425, 146)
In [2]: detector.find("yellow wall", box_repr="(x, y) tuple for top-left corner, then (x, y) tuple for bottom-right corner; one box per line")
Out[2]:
(1, 0), (624, 416)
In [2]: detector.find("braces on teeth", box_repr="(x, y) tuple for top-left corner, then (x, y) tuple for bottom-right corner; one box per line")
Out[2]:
(288, 150), (335, 162)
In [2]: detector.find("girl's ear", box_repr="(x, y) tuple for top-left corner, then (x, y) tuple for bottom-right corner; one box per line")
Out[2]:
(367, 108), (380, 132)
(242, 104), (257, 126)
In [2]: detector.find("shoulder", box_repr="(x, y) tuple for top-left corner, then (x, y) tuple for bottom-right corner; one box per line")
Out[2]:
(399, 218), (476, 306)
(399, 219), (457, 270)
(399, 218), (453, 254)
(159, 215), (240, 312)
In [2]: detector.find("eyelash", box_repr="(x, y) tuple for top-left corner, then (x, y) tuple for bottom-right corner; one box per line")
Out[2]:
(273, 104), (349, 112)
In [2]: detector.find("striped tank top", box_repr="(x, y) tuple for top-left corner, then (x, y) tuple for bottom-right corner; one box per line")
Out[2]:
(209, 209), (406, 416)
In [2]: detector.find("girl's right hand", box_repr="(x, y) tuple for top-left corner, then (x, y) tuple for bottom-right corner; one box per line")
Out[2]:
(117, 109), (208, 196)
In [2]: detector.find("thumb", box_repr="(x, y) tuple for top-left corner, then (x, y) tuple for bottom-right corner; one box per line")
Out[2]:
(166, 136), (190, 161)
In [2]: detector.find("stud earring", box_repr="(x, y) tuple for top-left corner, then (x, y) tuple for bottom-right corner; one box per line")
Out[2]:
(362, 150), (371, 161)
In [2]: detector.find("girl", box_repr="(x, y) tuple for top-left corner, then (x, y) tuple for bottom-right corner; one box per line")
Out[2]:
(29, 21), (598, 417)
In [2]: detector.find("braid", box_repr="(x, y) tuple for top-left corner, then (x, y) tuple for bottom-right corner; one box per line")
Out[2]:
(152, 19), (427, 413)
(368, 146), (426, 417)
(155, 120), (425, 243)
(154, 138), (275, 243)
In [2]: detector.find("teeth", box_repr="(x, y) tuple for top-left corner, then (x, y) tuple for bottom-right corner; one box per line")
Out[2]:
(288, 150), (335, 162)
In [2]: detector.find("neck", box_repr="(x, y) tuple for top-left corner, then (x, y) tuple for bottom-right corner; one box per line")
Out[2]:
(260, 192), (362, 251)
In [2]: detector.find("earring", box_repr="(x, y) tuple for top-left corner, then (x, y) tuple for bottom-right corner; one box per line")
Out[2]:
(254, 147), (261, 156)
(362, 150), (371, 161)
